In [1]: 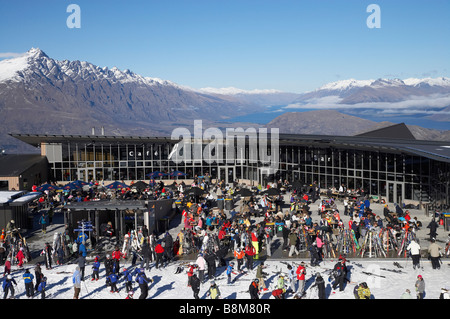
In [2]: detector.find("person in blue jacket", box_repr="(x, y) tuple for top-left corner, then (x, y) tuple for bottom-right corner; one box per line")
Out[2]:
(226, 261), (236, 284)
(91, 256), (100, 281)
(107, 272), (119, 293)
(3, 274), (17, 299)
(37, 276), (47, 299)
(121, 267), (134, 292)
(23, 269), (34, 298)
(135, 267), (153, 299)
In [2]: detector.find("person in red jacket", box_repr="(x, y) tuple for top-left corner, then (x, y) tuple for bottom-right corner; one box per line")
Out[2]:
(296, 262), (306, 297)
(16, 248), (26, 268)
(155, 242), (165, 269)
(245, 244), (256, 271)
(112, 246), (123, 273)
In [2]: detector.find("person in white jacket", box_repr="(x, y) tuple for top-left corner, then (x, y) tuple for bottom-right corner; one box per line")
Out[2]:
(406, 240), (421, 269)
(195, 253), (206, 283)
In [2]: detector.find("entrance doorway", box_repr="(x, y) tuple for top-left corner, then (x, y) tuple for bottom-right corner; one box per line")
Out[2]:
(387, 181), (404, 204)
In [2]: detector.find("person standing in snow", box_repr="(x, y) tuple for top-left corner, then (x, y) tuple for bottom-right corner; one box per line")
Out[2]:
(296, 261), (307, 297)
(91, 256), (100, 281)
(72, 266), (82, 299)
(427, 238), (442, 270)
(191, 273), (201, 299)
(415, 275), (425, 299)
(311, 273), (326, 299)
(249, 278), (260, 299)
(37, 276), (47, 299)
(332, 259), (347, 292)
(2, 274), (17, 299)
(196, 253), (206, 283)
(439, 287), (450, 299)
(206, 280), (221, 299)
(23, 269), (34, 298)
(406, 240), (421, 269)
(136, 267), (153, 299)
(401, 289), (413, 299)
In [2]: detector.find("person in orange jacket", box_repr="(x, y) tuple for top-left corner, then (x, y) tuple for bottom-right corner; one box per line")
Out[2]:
(234, 247), (245, 272)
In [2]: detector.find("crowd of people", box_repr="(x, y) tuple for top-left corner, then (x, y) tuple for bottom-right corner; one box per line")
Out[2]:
(1, 177), (450, 299)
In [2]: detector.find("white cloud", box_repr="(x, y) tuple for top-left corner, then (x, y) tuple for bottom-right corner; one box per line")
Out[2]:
(283, 94), (450, 116)
(0, 52), (27, 59)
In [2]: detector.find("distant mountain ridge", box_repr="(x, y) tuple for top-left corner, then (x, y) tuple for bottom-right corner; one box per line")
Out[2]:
(0, 48), (449, 154)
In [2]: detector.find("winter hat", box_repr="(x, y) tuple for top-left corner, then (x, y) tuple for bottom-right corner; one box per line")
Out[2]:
(417, 275), (423, 279)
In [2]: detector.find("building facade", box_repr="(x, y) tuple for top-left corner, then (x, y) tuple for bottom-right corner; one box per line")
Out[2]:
(11, 126), (450, 207)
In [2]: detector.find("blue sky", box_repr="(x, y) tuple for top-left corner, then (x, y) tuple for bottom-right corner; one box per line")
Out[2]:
(1, 0), (449, 93)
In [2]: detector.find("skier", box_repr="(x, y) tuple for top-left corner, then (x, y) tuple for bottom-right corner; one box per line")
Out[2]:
(406, 239), (421, 269)
(226, 261), (237, 285)
(104, 254), (114, 277)
(309, 242), (321, 266)
(331, 259), (348, 292)
(195, 253), (206, 283)
(439, 287), (450, 299)
(72, 266), (82, 299)
(2, 274), (17, 299)
(206, 280), (221, 299)
(296, 261), (307, 297)
(136, 267), (153, 299)
(249, 278), (260, 299)
(140, 241), (152, 271)
(205, 250), (217, 280)
(154, 241), (165, 269)
(121, 267), (134, 292)
(41, 243), (53, 270)
(39, 213), (47, 234)
(427, 218), (439, 241)
(23, 269), (34, 298)
(401, 289), (413, 299)
(37, 276), (47, 299)
(286, 264), (297, 294)
(16, 247), (25, 268)
(245, 243), (256, 271)
(112, 246), (123, 273)
(3, 258), (11, 276)
(427, 238), (442, 270)
(415, 275), (425, 299)
(256, 262), (268, 292)
(233, 247), (245, 272)
(271, 287), (286, 299)
(91, 256), (100, 281)
(191, 273), (201, 299)
(356, 282), (371, 299)
(34, 262), (43, 292)
(107, 272), (119, 293)
(310, 273), (326, 299)
(187, 262), (196, 287)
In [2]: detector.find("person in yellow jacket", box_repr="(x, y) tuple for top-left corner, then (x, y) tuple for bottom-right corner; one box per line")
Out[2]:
(357, 282), (371, 299)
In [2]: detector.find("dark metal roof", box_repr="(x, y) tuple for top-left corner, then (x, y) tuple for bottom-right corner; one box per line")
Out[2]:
(9, 132), (450, 163)
(65, 199), (148, 211)
(9, 133), (180, 148)
(0, 154), (48, 177)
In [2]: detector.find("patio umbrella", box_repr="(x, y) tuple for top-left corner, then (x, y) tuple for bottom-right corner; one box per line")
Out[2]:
(131, 180), (148, 191)
(105, 181), (130, 189)
(236, 188), (253, 197)
(187, 187), (206, 197)
(62, 180), (88, 190)
(169, 170), (187, 177)
(263, 187), (281, 196)
(36, 183), (61, 192)
(147, 171), (168, 178)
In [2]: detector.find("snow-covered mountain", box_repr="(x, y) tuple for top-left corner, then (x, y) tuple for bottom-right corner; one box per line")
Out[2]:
(288, 77), (450, 122)
(0, 48), (264, 152)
